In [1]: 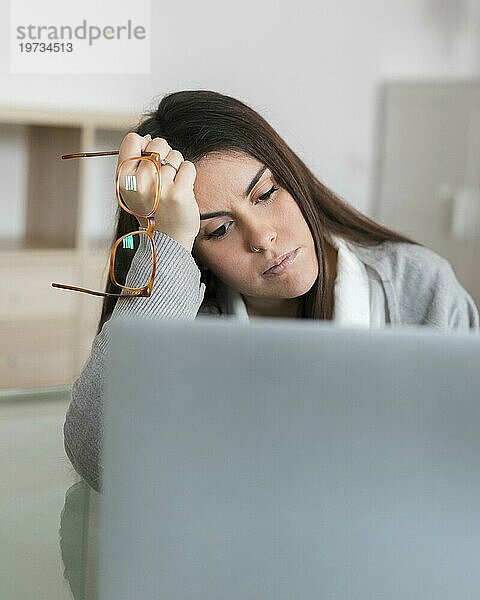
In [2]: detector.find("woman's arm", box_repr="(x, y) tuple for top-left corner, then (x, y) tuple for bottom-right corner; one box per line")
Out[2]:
(64, 231), (206, 491)
(389, 242), (480, 332)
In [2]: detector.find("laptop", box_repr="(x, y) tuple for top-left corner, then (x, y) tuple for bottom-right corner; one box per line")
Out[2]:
(99, 317), (480, 600)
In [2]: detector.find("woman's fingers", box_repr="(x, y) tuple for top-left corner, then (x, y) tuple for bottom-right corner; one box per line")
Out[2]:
(173, 160), (196, 191)
(117, 132), (149, 171)
(117, 134), (173, 213)
(157, 149), (184, 191)
(115, 132), (200, 251)
(117, 133), (155, 213)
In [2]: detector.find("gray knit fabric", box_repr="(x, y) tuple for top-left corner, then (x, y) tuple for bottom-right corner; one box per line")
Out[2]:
(64, 231), (479, 491)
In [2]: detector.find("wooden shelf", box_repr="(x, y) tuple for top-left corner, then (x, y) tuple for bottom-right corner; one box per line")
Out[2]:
(0, 107), (135, 389)
(26, 124), (81, 248)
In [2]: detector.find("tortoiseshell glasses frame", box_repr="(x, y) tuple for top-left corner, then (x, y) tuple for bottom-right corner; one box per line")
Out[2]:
(51, 150), (162, 298)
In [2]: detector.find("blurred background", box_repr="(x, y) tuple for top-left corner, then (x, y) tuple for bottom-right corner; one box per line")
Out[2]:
(0, 2), (479, 597)
(1, 0), (479, 391)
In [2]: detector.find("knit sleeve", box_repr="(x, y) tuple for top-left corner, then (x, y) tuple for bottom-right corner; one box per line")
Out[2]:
(64, 231), (206, 491)
(388, 242), (480, 332)
(441, 262), (480, 332)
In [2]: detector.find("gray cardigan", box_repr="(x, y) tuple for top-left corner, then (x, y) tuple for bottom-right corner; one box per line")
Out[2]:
(64, 232), (479, 491)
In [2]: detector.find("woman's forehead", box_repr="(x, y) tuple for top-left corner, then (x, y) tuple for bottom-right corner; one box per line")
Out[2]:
(194, 152), (268, 208)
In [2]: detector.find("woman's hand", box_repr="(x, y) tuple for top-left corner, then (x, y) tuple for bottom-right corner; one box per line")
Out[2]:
(117, 132), (200, 253)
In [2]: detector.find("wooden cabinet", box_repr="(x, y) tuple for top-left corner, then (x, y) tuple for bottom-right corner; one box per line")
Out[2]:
(1, 107), (136, 389)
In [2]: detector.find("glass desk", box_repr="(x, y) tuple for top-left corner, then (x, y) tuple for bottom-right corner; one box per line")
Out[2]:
(0, 387), (99, 600)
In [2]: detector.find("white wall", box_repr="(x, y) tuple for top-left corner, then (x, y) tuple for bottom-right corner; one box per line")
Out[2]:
(1, 0), (479, 214)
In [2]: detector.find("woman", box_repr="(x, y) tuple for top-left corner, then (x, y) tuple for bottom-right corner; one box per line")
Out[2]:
(64, 90), (479, 492)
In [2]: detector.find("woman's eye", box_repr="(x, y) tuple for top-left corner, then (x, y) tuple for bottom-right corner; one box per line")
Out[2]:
(205, 185), (279, 241)
(257, 185), (279, 204)
(206, 222), (232, 239)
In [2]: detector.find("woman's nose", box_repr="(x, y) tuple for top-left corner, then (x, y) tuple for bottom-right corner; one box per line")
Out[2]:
(245, 221), (277, 252)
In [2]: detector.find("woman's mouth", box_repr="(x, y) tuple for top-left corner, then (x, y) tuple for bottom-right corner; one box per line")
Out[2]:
(263, 248), (300, 277)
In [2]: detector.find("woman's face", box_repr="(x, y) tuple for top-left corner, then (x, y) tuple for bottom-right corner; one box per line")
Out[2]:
(192, 152), (319, 315)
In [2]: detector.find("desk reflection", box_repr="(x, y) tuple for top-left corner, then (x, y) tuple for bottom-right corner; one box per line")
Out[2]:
(60, 481), (100, 600)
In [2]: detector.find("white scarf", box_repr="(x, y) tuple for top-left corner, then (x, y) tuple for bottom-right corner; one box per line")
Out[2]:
(331, 236), (371, 328)
(220, 236), (371, 327)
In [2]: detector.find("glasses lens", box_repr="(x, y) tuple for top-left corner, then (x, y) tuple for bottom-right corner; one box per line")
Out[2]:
(118, 157), (159, 217)
(112, 231), (154, 290)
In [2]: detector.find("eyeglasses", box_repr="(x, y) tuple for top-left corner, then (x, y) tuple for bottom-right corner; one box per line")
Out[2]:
(52, 150), (164, 298)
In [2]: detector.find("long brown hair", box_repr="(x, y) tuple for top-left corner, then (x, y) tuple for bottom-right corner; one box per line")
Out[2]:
(98, 90), (417, 332)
